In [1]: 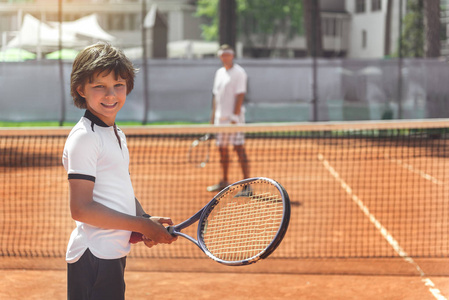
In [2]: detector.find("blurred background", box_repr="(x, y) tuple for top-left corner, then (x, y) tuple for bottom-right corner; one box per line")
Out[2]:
(0, 0), (448, 124)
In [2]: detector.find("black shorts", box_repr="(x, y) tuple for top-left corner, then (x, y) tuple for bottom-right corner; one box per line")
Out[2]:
(67, 248), (127, 300)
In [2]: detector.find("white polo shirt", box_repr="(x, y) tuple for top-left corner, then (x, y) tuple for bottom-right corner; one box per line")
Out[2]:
(62, 110), (136, 263)
(212, 63), (247, 124)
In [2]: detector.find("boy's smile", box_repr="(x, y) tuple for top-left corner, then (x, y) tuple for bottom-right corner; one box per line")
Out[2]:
(77, 71), (127, 126)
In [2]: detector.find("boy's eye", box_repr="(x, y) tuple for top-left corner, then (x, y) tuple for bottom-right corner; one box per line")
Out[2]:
(115, 83), (125, 88)
(94, 85), (104, 89)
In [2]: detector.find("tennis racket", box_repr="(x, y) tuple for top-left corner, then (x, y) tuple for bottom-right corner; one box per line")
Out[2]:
(187, 133), (211, 168)
(130, 177), (291, 266)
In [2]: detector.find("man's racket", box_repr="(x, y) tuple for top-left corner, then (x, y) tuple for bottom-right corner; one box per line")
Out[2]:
(187, 133), (211, 168)
(130, 177), (290, 266)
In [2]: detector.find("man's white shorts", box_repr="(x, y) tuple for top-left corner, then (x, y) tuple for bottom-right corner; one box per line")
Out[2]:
(216, 115), (245, 147)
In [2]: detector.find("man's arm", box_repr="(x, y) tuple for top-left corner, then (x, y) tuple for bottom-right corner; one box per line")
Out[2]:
(230, 93), (246, 123)
(210, 95), (216, 124)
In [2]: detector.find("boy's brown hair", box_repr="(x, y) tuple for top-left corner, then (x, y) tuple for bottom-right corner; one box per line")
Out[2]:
(70, 42), (137, 109)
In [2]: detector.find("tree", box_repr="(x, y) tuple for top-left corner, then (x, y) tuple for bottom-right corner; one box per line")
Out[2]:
(196, 0), (303, 57)
(424, 0), (441, 57)
(397, 0), (441, 58)
(398, 0), (424, 57)
(302, 0), (322, 57)
(219, 0), (237, 50)
(384, 0), (393, 56)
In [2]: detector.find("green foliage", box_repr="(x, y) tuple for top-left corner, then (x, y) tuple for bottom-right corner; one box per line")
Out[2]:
(195, 0), (220, 41)
(0, 121), (201, 127)
(195, 0), (303, 46)
(396, 0), (424, 57)
(7, 0), (33, 3)
(0, 121), (75, 127)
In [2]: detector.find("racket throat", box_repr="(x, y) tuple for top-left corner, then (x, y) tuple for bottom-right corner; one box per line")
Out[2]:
(172, 229), (201, 248)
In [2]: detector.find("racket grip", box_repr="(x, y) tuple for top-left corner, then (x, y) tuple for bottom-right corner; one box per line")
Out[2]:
(129, 232), (143, 244)
(167, 226), (175, 236)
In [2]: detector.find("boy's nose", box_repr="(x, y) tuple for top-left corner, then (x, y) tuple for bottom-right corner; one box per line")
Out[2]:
(105, 87), (115, 98)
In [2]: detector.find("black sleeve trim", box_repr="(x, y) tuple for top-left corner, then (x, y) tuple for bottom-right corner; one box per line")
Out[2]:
(68, 174), (96, 182)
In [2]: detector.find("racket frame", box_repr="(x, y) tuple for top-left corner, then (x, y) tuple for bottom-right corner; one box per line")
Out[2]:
(168, 177), (291, 266)
(187, 133), (211, 168)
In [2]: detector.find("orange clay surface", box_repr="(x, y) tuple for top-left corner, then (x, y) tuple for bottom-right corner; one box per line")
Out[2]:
(1, 129), (449, 299)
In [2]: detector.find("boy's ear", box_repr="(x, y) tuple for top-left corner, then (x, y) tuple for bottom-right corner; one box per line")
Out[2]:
(76, 86), (85, 98)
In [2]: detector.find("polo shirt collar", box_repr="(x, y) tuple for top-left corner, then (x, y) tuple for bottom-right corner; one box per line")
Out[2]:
(84, 110), (111, 128)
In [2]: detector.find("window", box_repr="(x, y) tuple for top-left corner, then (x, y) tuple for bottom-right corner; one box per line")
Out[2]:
(371, 0), (381, 11)
(356, 0), (366, 13)
(322, 18), (337, 37)
(108, 14), (125, 31)
(362, 30), (367, 48)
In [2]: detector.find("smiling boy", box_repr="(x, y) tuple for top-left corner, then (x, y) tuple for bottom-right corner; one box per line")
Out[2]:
(63, 42), (176, 300)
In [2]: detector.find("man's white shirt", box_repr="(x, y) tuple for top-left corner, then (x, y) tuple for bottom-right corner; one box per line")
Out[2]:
(212, 63), (247, 124)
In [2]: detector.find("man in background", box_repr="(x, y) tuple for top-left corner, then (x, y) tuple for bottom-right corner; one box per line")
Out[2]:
(207, 44), (250, 192)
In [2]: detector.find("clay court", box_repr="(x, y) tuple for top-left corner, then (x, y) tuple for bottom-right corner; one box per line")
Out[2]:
(1, 265), (449, 299)
(1, 122), (449, 299)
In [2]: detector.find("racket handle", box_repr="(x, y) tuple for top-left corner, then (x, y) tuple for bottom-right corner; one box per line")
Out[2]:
(167, 226), (175, 235)
(129, 232), (143, 244)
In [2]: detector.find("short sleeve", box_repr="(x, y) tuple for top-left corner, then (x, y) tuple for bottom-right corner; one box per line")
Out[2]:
(212, 69), (220, 95)
(235, 69), (247, 95)
(63, 128), (100, 180)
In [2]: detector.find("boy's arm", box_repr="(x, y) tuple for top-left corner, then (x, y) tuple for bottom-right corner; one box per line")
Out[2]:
(69, 179), (175, 244)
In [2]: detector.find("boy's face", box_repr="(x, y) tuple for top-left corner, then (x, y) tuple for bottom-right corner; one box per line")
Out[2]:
(77, 71), (127, 126)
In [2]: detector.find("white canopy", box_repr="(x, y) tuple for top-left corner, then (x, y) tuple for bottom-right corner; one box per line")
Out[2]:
(7, 14), (82, 51)
(49, 14), (115, 42)
(7, 13), (115, 52)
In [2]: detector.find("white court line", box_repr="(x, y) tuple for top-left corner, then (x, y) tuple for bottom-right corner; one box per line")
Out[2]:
(318, 153), (447, 300)
(385, 154), (444, 185)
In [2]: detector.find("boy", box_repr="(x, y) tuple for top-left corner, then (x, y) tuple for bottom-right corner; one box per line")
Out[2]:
(63, 42), (177, 300)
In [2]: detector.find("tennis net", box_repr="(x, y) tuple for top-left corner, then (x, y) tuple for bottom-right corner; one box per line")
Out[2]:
(1, 119), (448, 260)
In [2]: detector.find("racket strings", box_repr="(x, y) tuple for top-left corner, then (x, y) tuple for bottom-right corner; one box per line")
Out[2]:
(206, 204), (282, 261)
(202, 186), (284, 262)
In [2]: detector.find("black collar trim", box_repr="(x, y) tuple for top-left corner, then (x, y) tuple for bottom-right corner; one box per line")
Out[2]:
(84, 110), (111, 131)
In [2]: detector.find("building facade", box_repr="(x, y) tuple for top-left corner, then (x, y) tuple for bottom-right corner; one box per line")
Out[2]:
(344, 0), (405, 58)
(0, 0), (443, 59)
(0, 0), (203, 56)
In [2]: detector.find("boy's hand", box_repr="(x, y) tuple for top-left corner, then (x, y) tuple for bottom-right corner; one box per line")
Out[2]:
(138, 216), (177, 245)
(129, 231), (144, 244)
(129, 233), (160, 248)
(141, 236), (157, 248)
(150, 216), (178, 243)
